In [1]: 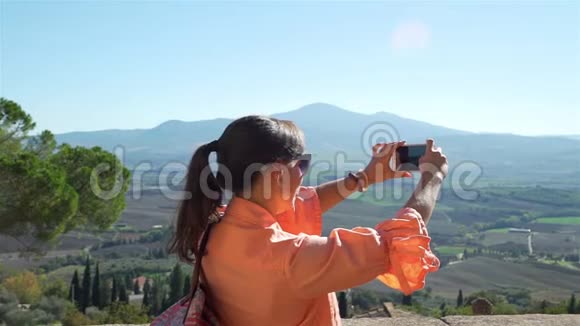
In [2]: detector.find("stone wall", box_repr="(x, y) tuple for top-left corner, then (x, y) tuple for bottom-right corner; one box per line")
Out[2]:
(100, 314), (580, 326)
(342, 314), (580, 326)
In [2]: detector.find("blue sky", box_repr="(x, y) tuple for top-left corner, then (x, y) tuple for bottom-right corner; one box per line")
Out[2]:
(1, 1), (578, 135)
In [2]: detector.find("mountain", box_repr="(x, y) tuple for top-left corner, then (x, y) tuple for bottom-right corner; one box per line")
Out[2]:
(57, 103), (470, 163)
(56, 103), (580, 185)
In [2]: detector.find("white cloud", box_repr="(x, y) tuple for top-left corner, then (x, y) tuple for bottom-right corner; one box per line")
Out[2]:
(390, 20), (431, 50)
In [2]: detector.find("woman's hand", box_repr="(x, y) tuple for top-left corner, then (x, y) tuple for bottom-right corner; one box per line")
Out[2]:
(363, 141), (412, 184)
(419, 139), (449, 181)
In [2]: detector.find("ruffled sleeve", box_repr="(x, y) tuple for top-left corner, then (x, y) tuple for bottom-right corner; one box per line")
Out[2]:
(374, 207), (440, 295)
(281, 206), (439, 299)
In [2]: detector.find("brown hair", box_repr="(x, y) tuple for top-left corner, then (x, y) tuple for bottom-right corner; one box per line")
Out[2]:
(168, 115), (305, 263)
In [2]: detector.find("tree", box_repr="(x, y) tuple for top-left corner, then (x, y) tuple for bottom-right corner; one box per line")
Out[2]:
(568, 294), (576, 314)
(0, 98), (35, 149)
(68, 270), (81, 308)
(337, 291), (349, 318)
(92, 262), (102, 309)
(457, 289), (464, 308)
(133, 279), (141, 295)
(183, 275), (191, 297)
(142, 289), (150, 308)
(50, 144), (131, 233)
(111, 277), (118, 303)
(0, 99), (130, 251)
(0, 153), (78, 245)
(25, 130), (56, 159)
(142, 278), (151, 310)
(149, 277), (162, 316)
(124, 273), (133, 292)
(402, 294), (412, 306)
(1, 271), (42, 304)
(439, 303), (447, 317)
(169, 263), (184, 304)
(118, 281), (129, 304)
(540, 300), (548, 314)
(41, 277), (68, 299)
(100, 278), (112, 308)
(81, 257), (91, 312)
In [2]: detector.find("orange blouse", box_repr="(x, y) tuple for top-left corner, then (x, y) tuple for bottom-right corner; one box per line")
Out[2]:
(202, 186), (439, 325)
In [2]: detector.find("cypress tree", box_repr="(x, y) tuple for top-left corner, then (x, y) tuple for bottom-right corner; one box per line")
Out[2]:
(92, 262), (101, 309)
(133, 279), (141, 295)
(81, 257), (91, 312)
(169, 263), (184, 304)
(149, 278), (160, 315)
(119, 281), (129, 303)
(540, 300), (548, 314)
(568, 294), (576, 314)
(142, 288), (150, 308)
(143, 279), (151, 297)
(402, 294), (412, 306)
(68, 270), (81, 309)
(337, 291), (349, 318)
(457, 289), (464, 308)
(111, 277), (118, 303)
(100, 278), (112, 308)
(124, 273), (132, 290)
(440, 303), (447, 317)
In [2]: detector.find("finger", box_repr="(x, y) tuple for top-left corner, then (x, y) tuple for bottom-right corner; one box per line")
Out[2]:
(382, 141), (404, 153)
(379, 142), (391, 155)
(426, 138), (434, 150)
(433, 146), (442, 153)
(393, 170), (413, 179)
(372, 143), (382, 155)
(384, 142), (398, 159)
(376, 142), (393, 157)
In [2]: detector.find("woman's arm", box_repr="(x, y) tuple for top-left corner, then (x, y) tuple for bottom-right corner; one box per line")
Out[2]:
(283, 139), (447, 298)
(404, 139), (448, 224)
(282, 207), (439, 298)
(314, 175), (359, 213)
(315, 141), (411, 214)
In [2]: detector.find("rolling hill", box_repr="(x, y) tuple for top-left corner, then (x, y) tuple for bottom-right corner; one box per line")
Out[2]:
(363, 256), (580, 302)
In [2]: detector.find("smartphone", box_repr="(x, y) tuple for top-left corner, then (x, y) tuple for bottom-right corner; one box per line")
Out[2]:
(396, 144), (426, 171)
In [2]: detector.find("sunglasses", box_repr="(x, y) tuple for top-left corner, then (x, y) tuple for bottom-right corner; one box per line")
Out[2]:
(293, 154), (312, 175)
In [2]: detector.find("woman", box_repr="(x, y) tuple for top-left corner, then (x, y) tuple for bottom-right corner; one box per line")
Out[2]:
(169, 115), (447, 325)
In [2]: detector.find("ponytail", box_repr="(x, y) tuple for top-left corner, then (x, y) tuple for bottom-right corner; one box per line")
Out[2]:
(168, 140), (222, 264)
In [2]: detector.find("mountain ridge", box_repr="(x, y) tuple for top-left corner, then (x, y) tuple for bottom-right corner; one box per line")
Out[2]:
(55, 103), (580, 186)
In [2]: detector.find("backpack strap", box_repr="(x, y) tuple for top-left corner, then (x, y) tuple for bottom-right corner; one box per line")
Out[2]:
(182, 215), (220, 324)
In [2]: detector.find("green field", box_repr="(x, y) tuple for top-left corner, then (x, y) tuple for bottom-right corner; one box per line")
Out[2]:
(435, 246), (471, 255)
(485, 227), (511, 233)
(536, 216), (580, 225)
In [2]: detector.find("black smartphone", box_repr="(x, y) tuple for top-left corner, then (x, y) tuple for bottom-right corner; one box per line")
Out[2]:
(396, 144), (426, 171)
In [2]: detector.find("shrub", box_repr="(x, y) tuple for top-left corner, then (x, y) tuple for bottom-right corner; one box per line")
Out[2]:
(40, 276), (69, 299)
(85, 306), (107, 324)
(1, 271), (42, 304)
(31, 296), (71, 322)
(0, 287), (19, 322)
(62, 307), (94, 326)
(102, 302), (150, 324)
(3, 309), (52, 326)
